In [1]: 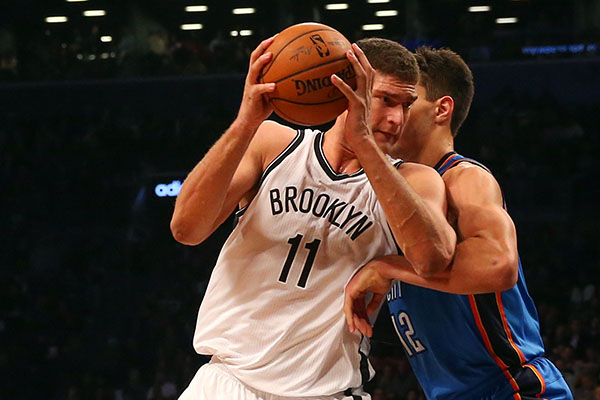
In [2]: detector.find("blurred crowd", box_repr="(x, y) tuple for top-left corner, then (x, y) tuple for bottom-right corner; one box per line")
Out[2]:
(1, 70), (599, 398)
(1, 0), (599, 81)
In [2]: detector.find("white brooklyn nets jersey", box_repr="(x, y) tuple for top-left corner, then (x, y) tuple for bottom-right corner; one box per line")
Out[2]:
(193, 128), (400, 397)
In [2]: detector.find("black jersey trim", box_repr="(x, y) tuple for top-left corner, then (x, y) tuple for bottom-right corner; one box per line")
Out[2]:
(313, 131), (366, 181)
(433, 151), (457, 171)
(514, 364), (546, 397)
(235, 205), (248, 218)
(233, 206), (248, 228)
(343, 389), (365, 400)
(359, 348), (370, 386)
(345, 336), (371, 399)
(258, 129), (305, 185)
(471, 293), (525, 370)
(448, 158), (492, 175)
(469, 292), (527, 394)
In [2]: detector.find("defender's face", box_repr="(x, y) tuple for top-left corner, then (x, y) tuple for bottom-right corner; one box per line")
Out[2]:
(392, 84), (435, 158)
(370, 73), (417, 156)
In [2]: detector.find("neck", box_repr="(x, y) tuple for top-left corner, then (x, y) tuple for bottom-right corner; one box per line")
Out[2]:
(406, 126), (454, 168)
(322, 117), (362, 174)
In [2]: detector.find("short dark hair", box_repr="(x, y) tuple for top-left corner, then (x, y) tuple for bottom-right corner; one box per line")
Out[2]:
(357, 38), (419, 85)
(414, 47), (474, 137)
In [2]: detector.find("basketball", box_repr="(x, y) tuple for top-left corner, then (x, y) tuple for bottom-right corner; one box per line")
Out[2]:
(260, 23), (357, 126)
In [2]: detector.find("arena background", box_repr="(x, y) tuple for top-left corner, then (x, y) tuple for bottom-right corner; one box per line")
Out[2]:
(1, 0), (599, 399)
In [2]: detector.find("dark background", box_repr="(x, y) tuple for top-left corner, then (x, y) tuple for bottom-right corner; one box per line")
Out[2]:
(1, 1), (599, 399)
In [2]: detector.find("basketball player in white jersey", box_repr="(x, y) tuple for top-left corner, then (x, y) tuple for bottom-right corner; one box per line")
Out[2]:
(171, 36), (456, 400)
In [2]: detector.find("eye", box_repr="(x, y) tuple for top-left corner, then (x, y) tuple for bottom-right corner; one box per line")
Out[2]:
(377, 95), (391, 104)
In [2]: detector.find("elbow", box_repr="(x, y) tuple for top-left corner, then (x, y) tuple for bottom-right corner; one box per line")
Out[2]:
(170, 216), (205, 246)
(406, 246), (454, 278)
(496, 253), (519, 291)
(404, 230), (456, 278)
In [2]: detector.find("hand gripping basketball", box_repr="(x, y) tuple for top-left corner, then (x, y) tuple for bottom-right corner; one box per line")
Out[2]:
(331, 43), (376, 149)
(259, 23), (357, 126)
(236, 35), (278, 130)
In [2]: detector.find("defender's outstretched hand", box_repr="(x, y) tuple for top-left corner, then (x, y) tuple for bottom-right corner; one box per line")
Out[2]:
(237, 35), (277, 129)
(344, 263), (393, 337)
(331, 43), (376, 147)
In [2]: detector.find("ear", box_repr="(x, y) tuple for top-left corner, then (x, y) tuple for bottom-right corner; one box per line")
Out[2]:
(434, 96), (454, 126)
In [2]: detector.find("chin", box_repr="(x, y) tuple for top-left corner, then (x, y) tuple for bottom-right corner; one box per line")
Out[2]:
(376, 142), (394, 156)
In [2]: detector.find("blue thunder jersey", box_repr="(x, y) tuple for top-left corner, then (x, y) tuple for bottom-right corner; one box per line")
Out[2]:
(386, 152), (566, 400)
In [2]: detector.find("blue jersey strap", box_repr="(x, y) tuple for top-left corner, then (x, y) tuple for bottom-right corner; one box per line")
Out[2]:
(433, 151), (506, 209)
(434, 151), (492, 176)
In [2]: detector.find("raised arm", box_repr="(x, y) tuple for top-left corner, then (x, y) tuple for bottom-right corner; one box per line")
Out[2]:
(170, 36), (294, 245)
(332, 44), (456, 276)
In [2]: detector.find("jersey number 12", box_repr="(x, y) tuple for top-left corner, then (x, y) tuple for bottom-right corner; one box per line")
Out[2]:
(279, 234), (321, 288)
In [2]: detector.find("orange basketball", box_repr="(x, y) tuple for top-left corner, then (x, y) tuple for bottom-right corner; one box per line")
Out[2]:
(260, 23), (357, 126)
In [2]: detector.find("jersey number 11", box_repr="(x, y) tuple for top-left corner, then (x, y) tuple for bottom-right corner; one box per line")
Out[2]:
(278, 234), (321, 288)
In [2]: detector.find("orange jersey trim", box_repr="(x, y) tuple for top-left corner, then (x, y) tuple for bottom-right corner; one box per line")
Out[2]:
(468, 295), (521, 395)
(524, 364), (547, 398)
(496, 293), (527, 364)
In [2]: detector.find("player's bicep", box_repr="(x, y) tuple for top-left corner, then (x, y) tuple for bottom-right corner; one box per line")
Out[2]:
(211, 120), (297, 230)
(448, 167), (517, 253)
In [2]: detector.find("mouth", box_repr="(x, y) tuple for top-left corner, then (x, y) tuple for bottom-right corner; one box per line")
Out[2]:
(374, 130), (398, 142)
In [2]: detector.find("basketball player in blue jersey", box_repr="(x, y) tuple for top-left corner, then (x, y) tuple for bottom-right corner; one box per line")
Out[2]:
(170, 36), (456, 400)
(344, 46), (573, 399)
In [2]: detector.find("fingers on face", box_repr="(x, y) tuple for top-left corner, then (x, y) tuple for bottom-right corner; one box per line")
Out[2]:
(349, 43), (374, 92)
(351, 43), (375, 76)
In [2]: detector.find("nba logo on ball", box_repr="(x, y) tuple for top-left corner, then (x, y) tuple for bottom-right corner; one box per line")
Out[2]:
(260, 23), (357, 126)
(310, 34), (330, 57)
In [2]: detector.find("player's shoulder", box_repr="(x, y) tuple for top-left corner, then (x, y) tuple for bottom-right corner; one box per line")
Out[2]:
(443, 161), (498, 187)
(255, 119), (297, 143)
(253, 120), (300, 167)
(398, 161), (442, 181)
(444, 162), (503, 206)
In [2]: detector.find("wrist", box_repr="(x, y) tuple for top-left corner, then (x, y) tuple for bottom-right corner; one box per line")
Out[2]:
(371, 255), (409, 281)
(371, 261), (389, 281)
(348, 129), (376, 151)
(231, 117), (261, 137)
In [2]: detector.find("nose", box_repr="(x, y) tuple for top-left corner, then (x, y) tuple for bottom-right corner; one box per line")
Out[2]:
(387, 106), (406, 131)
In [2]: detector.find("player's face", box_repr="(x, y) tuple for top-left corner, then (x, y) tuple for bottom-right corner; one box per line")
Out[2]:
(370, 73), (417, 155)
(392, 83), (435, 158)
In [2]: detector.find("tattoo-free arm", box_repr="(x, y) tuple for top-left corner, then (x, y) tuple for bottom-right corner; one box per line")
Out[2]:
(364, 165), (519, 294)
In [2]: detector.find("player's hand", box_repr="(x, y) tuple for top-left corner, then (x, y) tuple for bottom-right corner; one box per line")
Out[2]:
(331, 43), (375, 149)
(344, 262), (393, 338)
(236, 35), (277, 130)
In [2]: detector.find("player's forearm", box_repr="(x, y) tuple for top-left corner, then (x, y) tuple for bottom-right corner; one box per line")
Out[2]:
(371, 236), (517, 294)
(354, 137), (455, 275)
(171, 119), (258, 245)
(445, 236), (518, 293)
